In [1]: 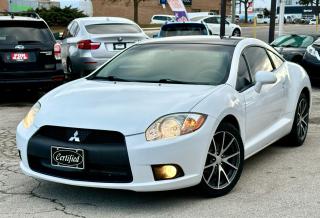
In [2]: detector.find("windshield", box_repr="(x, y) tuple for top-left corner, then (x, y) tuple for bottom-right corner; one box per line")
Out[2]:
(160, 24), (208, 37)
(90, 44), (234, 85)
(0, 21), (54, 44)
(85, 23), (142, 34)
(271, 35), (314, 48)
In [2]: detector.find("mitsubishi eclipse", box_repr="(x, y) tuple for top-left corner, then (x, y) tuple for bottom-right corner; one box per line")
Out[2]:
(16, 36), (311, 197)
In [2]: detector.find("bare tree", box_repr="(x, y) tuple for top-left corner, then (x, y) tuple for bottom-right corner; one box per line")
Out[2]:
(239, 0), (253, 23)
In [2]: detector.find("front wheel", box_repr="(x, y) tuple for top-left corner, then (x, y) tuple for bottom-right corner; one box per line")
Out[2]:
(232, 29), (241, 36)
(197, 123), (244, 197)
(286, 92), (309, 146)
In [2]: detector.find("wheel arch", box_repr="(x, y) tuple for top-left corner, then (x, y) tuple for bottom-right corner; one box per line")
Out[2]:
(218, 115), (241, 134)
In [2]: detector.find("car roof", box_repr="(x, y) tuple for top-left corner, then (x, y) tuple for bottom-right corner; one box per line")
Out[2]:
(153, 14), (175, 17)
(76, 17), (136, 25)
(162, 22), (206, 26)
(0, 16), (44, 22)
(140, 36), (242, 46)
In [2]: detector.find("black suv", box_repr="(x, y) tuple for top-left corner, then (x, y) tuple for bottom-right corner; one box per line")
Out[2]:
(0, 12), (64, 90)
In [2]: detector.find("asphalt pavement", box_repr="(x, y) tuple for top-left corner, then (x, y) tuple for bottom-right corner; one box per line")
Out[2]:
(0, 24), (320, 217)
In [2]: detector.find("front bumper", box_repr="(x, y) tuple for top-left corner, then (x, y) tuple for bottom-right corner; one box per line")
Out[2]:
(16, 116), (216, 191)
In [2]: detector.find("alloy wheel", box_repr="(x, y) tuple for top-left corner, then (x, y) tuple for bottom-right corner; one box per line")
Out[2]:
(203, 131), (241, 190)
(296, 97), (309, 140)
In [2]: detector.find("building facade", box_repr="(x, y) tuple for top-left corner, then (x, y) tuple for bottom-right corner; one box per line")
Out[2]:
(0, 0), (8, 11)
(92, 0), (231, 24)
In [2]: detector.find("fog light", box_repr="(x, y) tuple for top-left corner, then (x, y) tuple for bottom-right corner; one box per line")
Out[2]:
(152, 164), (183, 181)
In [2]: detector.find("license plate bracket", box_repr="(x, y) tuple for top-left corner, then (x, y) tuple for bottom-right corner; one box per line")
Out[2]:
(114, 43), (126, 50)
(11, 52), (29, 62)
(51, 146), (85, 170)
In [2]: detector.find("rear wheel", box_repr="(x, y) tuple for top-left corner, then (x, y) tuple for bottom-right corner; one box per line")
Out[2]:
(286, 92), (309, 146)
(198, 123), (244, 197)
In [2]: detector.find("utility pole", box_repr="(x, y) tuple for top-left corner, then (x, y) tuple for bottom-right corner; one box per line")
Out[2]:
(269, 0), (277, 43)
(278, 0), (285, 36)
(316, 0), (319, 32)
(220, 0), (227, 37)
(232, 0), (236, 23)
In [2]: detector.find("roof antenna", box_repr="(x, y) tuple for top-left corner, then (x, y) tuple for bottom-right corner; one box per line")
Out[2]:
(10, 13), (14, 19)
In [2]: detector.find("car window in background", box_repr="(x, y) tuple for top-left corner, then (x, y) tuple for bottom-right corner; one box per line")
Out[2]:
(267, 50), (284, 68)
(244, 47), (274, 82)
(271, 35), (314, 48)
(236, 55), (252, 91)
(204, 17), (220, 24)
(160, 24), (208, 37)
(85, 24), (142, 34)
(91, 44), (235, 85)
(0, 21), (54, 44)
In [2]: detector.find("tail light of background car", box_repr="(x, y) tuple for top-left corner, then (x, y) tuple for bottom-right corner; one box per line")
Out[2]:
(54, 43), (61, 60)
(77, 40), (101, 50)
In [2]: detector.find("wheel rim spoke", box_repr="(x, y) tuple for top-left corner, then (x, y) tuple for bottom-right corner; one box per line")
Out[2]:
(220, 166), (230, 184)
(221, 138), (235, 155)
(222, 159), (238, 170)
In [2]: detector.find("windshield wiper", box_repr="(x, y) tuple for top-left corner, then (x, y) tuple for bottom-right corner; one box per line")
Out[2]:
(158, 78), (197, 84)
(92, 76), (132, 82)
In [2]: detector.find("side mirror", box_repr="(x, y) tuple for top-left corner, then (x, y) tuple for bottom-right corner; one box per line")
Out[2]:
(153, 33), (159, 38)
(254, 71), (277, 93)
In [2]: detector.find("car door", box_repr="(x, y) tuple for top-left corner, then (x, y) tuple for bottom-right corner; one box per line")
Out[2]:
(239, 46), (286, 150)
(203, 17), (220, 34)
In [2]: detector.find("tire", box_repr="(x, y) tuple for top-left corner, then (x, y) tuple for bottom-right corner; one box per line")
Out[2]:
(286, 92), (309, 147)
(232, 29), (241, 37)
(197, 122), (244, 197)
(66, 59), (79, 80)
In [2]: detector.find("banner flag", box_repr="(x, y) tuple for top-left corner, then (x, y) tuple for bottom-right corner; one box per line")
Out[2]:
(167, 0), (189, 22)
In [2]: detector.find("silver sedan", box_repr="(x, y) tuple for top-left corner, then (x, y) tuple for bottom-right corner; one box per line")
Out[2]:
(60, 17), (149, 78)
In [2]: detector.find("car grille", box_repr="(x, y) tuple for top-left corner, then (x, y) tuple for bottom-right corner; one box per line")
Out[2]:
(27, 126), (133, 183)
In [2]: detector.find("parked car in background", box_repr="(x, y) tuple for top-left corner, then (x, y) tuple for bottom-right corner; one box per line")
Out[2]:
(188, 12), (216, 20)
(150, 15), (176, 24)
(17, 36), (311, 197)
(303, 38), (320, 81)
(155, 22), (211, 38)
(271, 34), (319, 64)
(309, 19), (317, 25)
(60, 17), (149, 78)
(0, 12), (64, 90)
(191, 15), (241, 36)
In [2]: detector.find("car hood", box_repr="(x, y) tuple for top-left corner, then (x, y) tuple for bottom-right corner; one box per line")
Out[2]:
(35, 79), (219, 135)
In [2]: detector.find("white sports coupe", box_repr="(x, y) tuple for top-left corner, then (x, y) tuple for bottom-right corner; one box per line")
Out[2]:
(16, 36), (311, 197)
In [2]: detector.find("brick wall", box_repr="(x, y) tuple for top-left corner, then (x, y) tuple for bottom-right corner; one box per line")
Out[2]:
(92, 0), (231, 24)
(0, 0), (8, 11)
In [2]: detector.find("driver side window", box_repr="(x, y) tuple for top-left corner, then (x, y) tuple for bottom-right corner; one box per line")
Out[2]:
(236, 55), (253, 92)
(243, 46), (274, 83)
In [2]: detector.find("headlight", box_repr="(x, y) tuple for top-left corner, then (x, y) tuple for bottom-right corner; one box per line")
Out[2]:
(23, 102), (41, 129)
(145, 113), (207, 141)
(307, 45), (320, 60)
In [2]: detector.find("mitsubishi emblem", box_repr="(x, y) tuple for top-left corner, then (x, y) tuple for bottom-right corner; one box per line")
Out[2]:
(69, 131), (80, 142)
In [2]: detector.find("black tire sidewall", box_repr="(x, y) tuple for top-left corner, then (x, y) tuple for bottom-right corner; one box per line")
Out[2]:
(288, 93), (309, 146)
